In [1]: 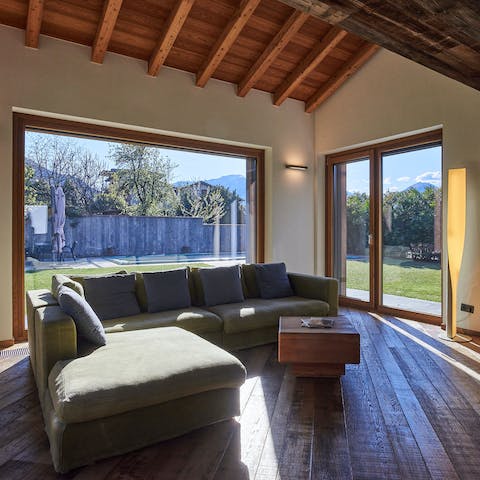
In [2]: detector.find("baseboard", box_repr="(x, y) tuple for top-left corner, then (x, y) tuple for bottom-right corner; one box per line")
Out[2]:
(0, 339), (15, 348)
(440, 323), (480, 337)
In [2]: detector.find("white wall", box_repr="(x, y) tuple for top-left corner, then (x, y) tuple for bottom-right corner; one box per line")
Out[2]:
(0, 25), (316, 342)
(314, 48), (480, 332)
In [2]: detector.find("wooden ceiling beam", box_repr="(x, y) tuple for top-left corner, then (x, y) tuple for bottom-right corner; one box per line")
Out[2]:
(273, 26), (347, 106)
(276, 0), (480, 91)
(237, 10), (309, 97)
(305, 43), (379, 113)
(148, 0), (195, 77)
(91, 0), (123, 64)
(196, 0), (261, 88)
(25, 0), (44, 48)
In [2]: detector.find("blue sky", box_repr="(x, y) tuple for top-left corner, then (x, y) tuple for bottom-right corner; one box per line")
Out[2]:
(25, 132), (247, 182)
(346, 145), (442, 194)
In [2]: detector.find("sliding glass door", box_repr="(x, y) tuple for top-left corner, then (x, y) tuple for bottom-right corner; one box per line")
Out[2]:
(326, 131), (442, 321)
(332, 157), (372, 304)
(381, 145), (442, 316)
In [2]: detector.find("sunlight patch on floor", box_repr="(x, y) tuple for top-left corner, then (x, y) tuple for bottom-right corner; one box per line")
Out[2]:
(369, 312), (480, 383)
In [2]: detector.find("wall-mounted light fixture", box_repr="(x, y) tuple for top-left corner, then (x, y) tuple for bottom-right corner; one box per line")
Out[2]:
(439, 167), (471, 343)
(285, 164), (308, 171)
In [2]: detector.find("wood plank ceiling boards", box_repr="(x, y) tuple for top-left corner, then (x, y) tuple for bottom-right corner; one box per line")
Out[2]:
(12, 0), (477, 111)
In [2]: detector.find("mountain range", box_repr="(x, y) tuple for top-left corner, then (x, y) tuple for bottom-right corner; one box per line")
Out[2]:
(404, 181), (438, 192)
(175, 174), (246, 200)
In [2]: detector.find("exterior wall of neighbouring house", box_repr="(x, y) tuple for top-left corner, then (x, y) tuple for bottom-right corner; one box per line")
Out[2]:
(0, 25), (315, 342)
(314, 48), (480, 332)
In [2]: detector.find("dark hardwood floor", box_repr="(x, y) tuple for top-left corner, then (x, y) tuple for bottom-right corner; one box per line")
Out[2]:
(1, 309), (480, 479)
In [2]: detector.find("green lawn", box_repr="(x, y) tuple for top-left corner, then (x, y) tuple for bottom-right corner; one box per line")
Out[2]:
(346, 259), (441, 302)
(25, 263), (210, 292)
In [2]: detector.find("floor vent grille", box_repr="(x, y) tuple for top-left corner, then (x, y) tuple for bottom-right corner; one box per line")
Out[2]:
(0, 346), (30, 358)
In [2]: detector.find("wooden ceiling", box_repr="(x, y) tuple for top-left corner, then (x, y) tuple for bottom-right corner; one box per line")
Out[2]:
(279, 0), (480, 92)
(0, 0), (378, 113)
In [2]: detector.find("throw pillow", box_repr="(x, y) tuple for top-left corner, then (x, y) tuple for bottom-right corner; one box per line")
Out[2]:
(83, 274), (141, 320)
(57, 285), (106, 346)
(254, 262), (294, 299)
(199, 265), (244, 307)
(51, 274), (84, 299)
(142, 269), (191, 313)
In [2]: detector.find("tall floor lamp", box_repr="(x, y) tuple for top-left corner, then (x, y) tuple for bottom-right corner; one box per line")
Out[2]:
(439, 168), (472, 342)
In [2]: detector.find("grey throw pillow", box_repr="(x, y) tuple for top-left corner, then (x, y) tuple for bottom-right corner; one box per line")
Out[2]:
(143, 269), (191, 313)
(57, 286), (106, 346)
(254, 262), (294, 299)
(199, 265), (244, 307)
(83, 274), (141, 320)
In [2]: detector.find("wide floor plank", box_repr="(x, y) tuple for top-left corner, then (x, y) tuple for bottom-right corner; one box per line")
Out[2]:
(1, 310), (480, 479)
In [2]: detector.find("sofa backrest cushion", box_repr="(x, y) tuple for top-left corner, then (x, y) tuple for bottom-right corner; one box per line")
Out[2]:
(240, 264), (261, 298)
(68, 270), (128, 287)
(142, 269), (191, 313)
(51, 274), (84, 299)
(134, 272), (148, 312)
(199, 265), (244, 306)
(57, 285), (106, 346)
(83, 273), (141, 321)
(254, 262), (294, 299)
(189, 268), (205, 306)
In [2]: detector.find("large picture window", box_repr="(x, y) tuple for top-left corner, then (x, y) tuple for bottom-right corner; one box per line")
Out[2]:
(13, 114), (264, 340)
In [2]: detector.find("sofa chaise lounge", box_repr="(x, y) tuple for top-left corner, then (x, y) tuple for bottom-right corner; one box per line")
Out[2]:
(26, 263), (338, 472)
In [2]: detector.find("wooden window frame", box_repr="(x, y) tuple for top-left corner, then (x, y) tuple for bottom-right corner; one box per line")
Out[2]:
(325, 130), (443, 325)
(13, 113), (265, 342)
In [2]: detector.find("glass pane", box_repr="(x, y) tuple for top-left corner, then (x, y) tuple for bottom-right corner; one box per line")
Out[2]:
(333, 159), (370, 301)
(381, 145), (442, 315)
(24, 131), (258, 305)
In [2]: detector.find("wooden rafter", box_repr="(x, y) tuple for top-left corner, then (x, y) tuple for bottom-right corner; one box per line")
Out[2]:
(91, 0), (123, 64)
(25, 0), (44, 48)
(305, 43), (379, 112)
(273, 26), (347, 106)
(148, 0), (195, 77)
(196, 0), (261, 88)
(277, 0), (480, 92)
(237, 10), (308, 97)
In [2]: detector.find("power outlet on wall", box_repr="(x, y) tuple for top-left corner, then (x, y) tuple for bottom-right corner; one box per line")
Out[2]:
(461, 303), (474, 314)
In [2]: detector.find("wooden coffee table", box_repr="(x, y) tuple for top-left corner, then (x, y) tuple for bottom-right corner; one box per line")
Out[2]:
(278, 316), (360, 377)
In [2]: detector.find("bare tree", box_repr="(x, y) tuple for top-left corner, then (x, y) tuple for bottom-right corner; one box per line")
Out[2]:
(64, 150), (107, 215)
(179, 183), (226, 223)
(27, 134), (77, 187)
(26, 133), (107, 215)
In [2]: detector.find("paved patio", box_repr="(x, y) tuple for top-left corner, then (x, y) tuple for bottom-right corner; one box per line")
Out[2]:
(347, 288), (441, 316)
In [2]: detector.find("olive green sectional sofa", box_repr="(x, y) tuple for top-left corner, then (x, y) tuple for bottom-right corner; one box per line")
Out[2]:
(26, 264), (338, 473)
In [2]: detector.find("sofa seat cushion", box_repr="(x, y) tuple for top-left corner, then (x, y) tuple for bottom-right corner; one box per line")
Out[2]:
(208, 296), (329, 334)
(101, 307), (222, 334)
(48, 327), (246, 424)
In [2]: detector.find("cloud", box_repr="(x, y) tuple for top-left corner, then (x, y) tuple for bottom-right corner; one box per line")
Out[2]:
(386, 186), (400, 192)
(384, 176), (392, 185)
(397, 176), (410, 182)
(416, 171), (441, 187)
